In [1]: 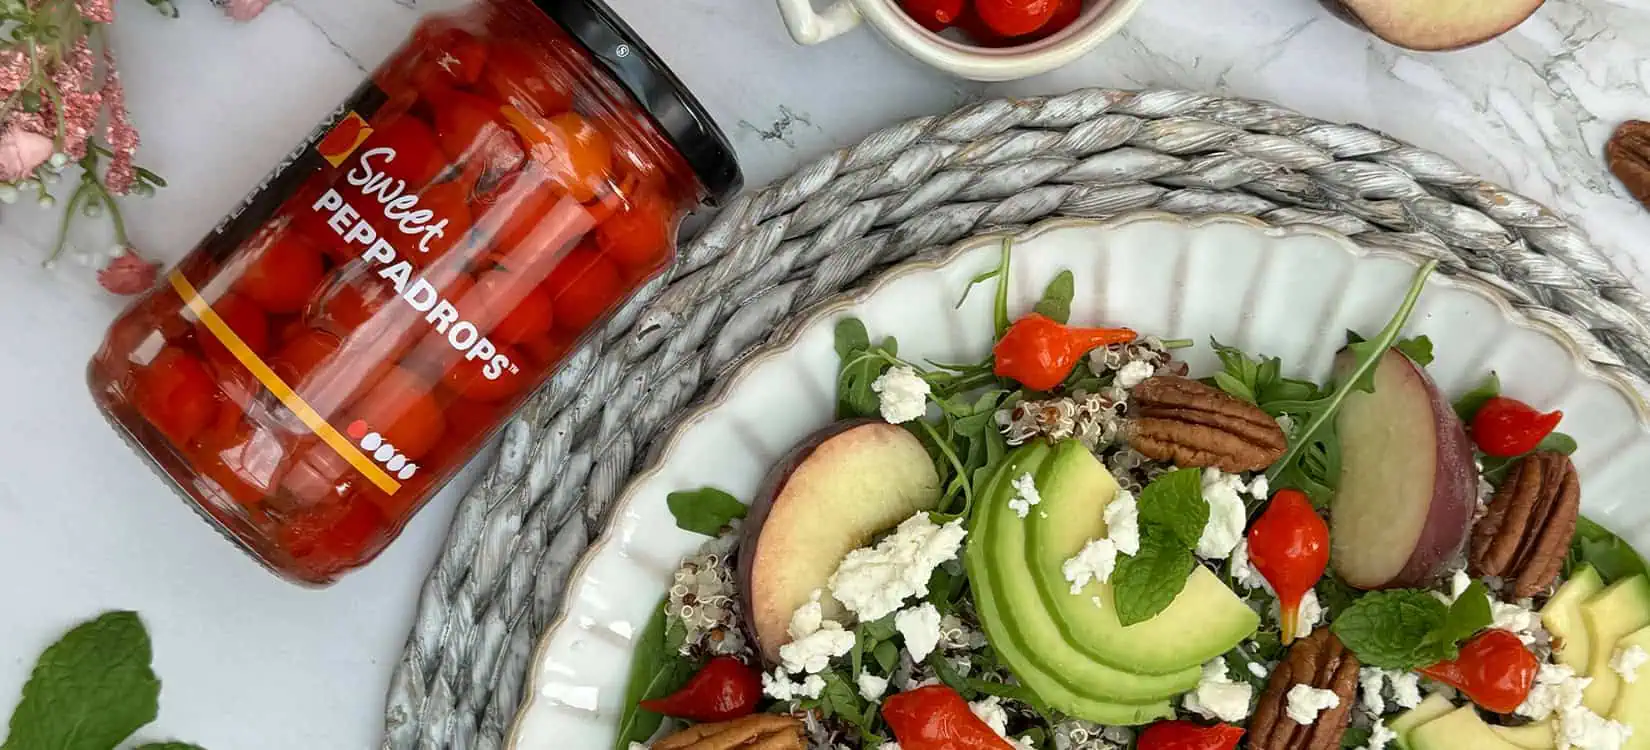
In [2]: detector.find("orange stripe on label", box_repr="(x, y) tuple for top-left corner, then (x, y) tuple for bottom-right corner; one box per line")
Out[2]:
(169, 270), (402, 495)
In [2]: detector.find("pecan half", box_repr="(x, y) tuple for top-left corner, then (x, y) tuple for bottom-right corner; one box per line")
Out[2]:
(1250, 627), (1360, 750)
(1126, 375), (1288, 472)
(652, 714), (806, 750)
(1608, 121), (1650, 210)
(1470, 451), (1581, 598)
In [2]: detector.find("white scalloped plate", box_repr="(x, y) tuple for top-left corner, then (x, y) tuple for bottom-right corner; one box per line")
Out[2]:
(506, 213), (1650, 749)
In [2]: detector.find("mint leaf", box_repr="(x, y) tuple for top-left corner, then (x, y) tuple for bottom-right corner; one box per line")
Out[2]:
(1111, 526), (1196, 626)
(1453, 373), (1500, 422)
(614, 599), (695, 750)
(1033, 270), (1075, 324)
(1430, 581), (1493, 650)
(666, 488), (747, 537)
(1331, 590), (1449, 669)
(1137, 469), (1208, 549)
(3, 611), (160, 750)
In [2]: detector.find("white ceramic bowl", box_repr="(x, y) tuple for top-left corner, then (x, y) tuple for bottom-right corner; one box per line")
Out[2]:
(506, 214), (1650, 749)
(775, 0), (1145, 82)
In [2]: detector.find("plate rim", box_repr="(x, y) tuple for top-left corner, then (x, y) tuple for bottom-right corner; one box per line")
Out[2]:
(504, 210), (1650, 748)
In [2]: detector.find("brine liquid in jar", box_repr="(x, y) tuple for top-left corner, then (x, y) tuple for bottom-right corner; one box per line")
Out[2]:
(86, 0), (740, 585)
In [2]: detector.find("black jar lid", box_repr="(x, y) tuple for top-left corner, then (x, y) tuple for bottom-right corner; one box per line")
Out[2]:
(532, 0), (743, 206)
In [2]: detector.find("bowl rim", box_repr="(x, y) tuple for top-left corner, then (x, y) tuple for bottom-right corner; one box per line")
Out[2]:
(503, 211), (1650, 749)
(856, 0), (1149, 81)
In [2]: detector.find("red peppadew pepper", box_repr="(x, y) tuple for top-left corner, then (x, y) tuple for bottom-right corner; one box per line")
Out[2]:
(1471, 396), (1563, 458)
(901, 0), (965, 31)
(638, 656), (762, 723)
(1419, 629), (1538, 714)
(992, 313), (1136, 391)
(1137, 720), (1246, 750)
(882, 685), (1015, 750)
(1247, 489), (1330, 645)
(973, 0), (1060, 38)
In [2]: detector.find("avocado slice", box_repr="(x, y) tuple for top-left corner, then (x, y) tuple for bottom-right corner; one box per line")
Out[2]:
(1491, 721), (1556, 750)
(1025, 440), (1259, 675)
(1387, 693), (1455, 750)
(1409, 707), (1525, 750)
(1580, 575), (1650, 713)
(1542, 564), (1605, 672)
(1608, 624), (1650, 750)
(965, 445), (1176, 724)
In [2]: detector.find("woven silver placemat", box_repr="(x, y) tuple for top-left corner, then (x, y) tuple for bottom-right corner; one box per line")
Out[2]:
(379, 87), (1650, 750)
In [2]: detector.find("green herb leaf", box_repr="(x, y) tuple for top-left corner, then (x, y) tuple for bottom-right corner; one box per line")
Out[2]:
(1212, 371), (1257, 404)
(1453, 373), (1501, 422)
(665, 488), (747, 537)
(1394, 335), (1435, 367)
(1481, 432), (1578, 485)
(873, 641), (900, 673)
(614, 599), (695, 750)
(1428, 581), (1493, 650)
(994, 240), (1013, 338)
(1136, 469), (1208, 549)
(926, 653), (975, 698)
(133, 744), (206, 750)
(1111, 526), (1196, 626)
(1032, 270), (1075, 324)
(2, 611), (160, 750)
(835, 319), (898, 419)
(1331, 590), (1450, 670)
(816, 671), (866, 725)
(1341, 727), (1374, 749)
(1268, 261), (1437, 485)
(1315, 573), (1364, 622)
(1571, 516), (1650, 584)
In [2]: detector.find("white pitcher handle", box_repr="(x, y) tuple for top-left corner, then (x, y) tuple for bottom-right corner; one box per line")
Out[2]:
(775, 0), (863, 45)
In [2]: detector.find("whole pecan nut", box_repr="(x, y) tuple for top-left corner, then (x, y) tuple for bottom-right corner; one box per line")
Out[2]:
(1126, 375), (1288, 473)
(1608, 120), (1650, 210)
(1470, 451), (1581, 598)
(1250, 627), (1360, 750)
(651, 714), (806, 750)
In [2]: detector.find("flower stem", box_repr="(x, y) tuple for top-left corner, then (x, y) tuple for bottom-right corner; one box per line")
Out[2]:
(45, 180), (92, 266)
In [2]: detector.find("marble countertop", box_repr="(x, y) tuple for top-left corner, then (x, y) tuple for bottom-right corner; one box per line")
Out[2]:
(1, 0), (1646, 747)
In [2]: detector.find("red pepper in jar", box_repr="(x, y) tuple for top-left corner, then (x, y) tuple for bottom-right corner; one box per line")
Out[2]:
(1419, 629), (1538, 714)
(1471, 396), (1563, 458)
(1246, 489), (1329, 645)
(901, 0), (965, 32)
(1137, 720), (1246, 750)
(638, 656), (762, 723)
(882, 685), (1015, 750)
(992, 313), (1136, 391)
(972, 0), (1059, 38)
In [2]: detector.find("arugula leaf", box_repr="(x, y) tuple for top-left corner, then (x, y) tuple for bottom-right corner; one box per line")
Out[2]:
(2, 611), (161, 750)
(665, 488), (747, 537)
(1331, 590), (1450, 670)
(1453, 373), (1500, 422)
(1395, 335), (1434, 367)
(816, 671), (866, 724)
(1032, 270), (1075, 324)
(926, 653), (976, 699)
(1341, 727), (1374, 749)
(1267, 261), (1438, 487)
(1111, 526), (1196, 626)
(1570, 516), (1650, 584)
(993, 240), (1013, 338)
(1315, 573), (1364, 622)
(1136, 469), (1208, 549)
(926, 564), (967, 615)
(873, 641), (900, 673)
(1481, 432), (1577, 485)
(1427, 581), (1493, 651)
(834, 319), (901, 419)
(614, 599), (695, 750)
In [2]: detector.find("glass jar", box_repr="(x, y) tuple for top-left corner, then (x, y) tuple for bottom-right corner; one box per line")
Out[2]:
(86, 0), (740, 585)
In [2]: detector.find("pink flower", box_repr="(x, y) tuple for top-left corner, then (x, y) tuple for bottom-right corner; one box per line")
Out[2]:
(98, 250), (160, 295)
(225, 0), (272, 21)
(0, 128), (52, 183)
(77, 0), (115, 24)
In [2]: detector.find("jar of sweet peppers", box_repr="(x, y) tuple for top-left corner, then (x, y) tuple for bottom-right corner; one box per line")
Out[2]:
(86, 0), (741, 585)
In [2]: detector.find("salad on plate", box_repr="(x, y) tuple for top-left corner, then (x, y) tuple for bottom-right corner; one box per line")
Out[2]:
(613, 244), (1650, 750)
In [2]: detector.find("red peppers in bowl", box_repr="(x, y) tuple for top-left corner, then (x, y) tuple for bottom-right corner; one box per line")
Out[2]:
(902, 0), (1084, 44)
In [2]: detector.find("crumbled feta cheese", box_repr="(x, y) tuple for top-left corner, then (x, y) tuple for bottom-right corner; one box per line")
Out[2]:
(1559, 705), (1633, 750)
(971, 696), (1012, 735)
(896, 603), (943, 663)
(778, 591), (856, 674)
(763, 669), (826, 701)
(1612, 645), (1649, 685)
(1518, 663), (1592, 721)
(857, 671), (889, 701)
(1492, 599), (1545, 647)
(1247, 474), (1270, 502)
(1359, 668), (1388, 717)
(1062, 538), (1119, 594)
(629, 743), (649, 750)
(1448, 569), (1473, 602)
(1272, 589), (1323, 641)
(1183, 660), (1255, 723)
(1361, 720), (1398, 750)
(872, 366), (930, 424)
(829, 513), (967, 621)
(1115, 360), (1155, 389)
(1388, 671), (1422, 709)
(1285, 684), (1341, 724)
(1249, 661), (1270, 680)
(1196, 469), (1248, 560)
(1102, 489), (1140, 556)
(1229, 539), (1269, 591)
(1008, 472), (1042, 518)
